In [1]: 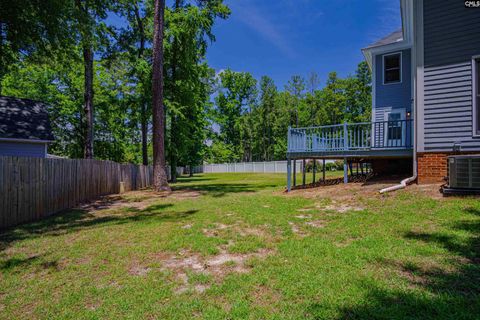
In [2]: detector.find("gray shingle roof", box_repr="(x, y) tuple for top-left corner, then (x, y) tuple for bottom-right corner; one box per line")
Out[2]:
(0, 96), (54, 141)
(365, 29), (403, 49)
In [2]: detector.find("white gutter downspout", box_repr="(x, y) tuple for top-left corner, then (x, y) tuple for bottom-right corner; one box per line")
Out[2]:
(380, 0), (417, 194)
(379, 106), (417, 194)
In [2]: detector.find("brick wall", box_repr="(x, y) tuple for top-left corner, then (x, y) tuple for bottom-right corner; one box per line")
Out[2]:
(417, 152), (480, 184)
(417, 153), (448, 184)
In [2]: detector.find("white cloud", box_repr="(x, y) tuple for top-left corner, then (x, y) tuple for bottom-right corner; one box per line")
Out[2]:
(230, 1), (297, 58)
(371, 0), (402, 41)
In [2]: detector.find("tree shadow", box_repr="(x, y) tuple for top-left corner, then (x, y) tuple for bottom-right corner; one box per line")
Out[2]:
(174, 175), (217, 183)
(173, 182), (278, 197)
(309, 206), (480, 319)
(0, 202), (198, 253)
(0, 253), (61, 273)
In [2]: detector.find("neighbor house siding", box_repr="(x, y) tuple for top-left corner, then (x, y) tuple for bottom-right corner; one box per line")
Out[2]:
(422, 0), (480, 152)
(0, 141), (46, 157)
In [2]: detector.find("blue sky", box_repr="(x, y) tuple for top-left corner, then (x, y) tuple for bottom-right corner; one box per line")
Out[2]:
(207, 0), (401, 89)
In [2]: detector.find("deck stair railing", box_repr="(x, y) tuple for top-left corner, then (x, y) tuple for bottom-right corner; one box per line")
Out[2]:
(288, 120), (413, 153)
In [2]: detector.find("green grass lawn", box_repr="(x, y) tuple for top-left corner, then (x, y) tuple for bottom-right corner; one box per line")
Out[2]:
(1, 173), (479, 319)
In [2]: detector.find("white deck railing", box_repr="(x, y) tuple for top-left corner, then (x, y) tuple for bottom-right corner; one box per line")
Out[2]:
(287, 120), (413, 153)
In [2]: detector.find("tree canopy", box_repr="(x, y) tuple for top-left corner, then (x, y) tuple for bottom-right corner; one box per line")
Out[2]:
(0, 1), (371, 174)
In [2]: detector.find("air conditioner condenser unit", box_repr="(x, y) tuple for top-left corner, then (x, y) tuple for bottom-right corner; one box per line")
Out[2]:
(443, 155), (480, 195)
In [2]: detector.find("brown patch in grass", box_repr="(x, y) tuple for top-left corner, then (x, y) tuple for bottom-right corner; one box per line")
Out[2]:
(251, 285), (282, 312)
(202, 223), (272, 240)
(237, 226), (271, 238)
(202, 223), (230, 238)
(296, 208), (314, 212)
(321, 202), (364, 213)
(289, 222), (309, 237)
(287, 179), (446, 205)
(305, 220), (326, 228)
(295, 214), (312, 219)
(155, 247), (275, 294)
(85, 299), (102, 311)
(128, 264), (152, 277)
(377, 258), (453, 289)
(79, 189), (202, 212)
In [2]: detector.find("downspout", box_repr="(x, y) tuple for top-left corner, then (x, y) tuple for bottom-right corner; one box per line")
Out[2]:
(380, 0), (418, 194)
(380, 108), (417, 193)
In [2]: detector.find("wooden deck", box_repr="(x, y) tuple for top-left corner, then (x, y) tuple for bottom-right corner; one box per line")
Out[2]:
(286, 120), (414, 191)
(287, 120), (413, 160)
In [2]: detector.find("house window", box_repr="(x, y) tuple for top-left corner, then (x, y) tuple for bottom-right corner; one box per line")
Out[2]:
(384, 53), (401, 84)
(387, 113), (402, 141)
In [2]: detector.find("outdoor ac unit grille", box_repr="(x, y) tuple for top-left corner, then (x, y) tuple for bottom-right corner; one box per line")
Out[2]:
(449, 156), (480, 189)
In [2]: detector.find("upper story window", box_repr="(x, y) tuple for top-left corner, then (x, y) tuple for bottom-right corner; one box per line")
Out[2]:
(383, 53), (402, 84)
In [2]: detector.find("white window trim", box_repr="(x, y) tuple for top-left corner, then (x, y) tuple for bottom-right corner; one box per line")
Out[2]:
(383, 52), (403, 85)
(473, 55), (480, 137)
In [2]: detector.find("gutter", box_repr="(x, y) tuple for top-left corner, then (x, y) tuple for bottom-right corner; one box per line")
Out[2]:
(0, 138), (54, 144)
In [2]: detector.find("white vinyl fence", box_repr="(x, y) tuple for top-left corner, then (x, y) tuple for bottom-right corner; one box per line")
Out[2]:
(194, 160), (334, 174)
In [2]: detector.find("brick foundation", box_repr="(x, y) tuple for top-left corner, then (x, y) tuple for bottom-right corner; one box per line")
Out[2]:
(417, 152), (480, 184)
(417, 153), (448, 184)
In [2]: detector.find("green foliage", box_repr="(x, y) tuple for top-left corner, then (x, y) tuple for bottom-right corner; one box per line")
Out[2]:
(213, 69), (257, 162)
(0, 0), (370, 167)
(207, 62), (372, 163)
(0, 0), (230, 166)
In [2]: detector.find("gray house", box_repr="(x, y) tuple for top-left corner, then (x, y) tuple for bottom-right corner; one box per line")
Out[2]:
(286, 0), (480, 190)
(0, 96), (54, 158)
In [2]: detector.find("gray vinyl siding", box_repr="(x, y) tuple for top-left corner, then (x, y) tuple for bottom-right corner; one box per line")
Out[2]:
(375, 49), (412, 112)
(0, 141), (47, 157)
(422, 0), (480, 152)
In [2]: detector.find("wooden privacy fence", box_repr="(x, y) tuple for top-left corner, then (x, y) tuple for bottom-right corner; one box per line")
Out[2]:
(0, 156), (153, 229)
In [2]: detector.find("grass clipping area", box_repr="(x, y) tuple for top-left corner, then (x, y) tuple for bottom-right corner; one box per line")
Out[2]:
(1, 173), (479, 319)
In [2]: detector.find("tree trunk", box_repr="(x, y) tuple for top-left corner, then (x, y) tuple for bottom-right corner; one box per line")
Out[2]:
(152, 0), (170, 191)
(83, 46), (94, 159)
(141, 102), (148, 165)
(169, 0), (182, 183)
(134, 3), (148, 165)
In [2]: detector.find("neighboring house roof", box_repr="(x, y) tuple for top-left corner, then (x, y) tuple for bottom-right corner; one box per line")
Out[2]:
(364, 29), (403, 50)
(0, 96), (55, 142)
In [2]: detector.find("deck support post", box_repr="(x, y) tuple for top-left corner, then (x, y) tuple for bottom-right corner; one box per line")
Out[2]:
(322, 159), (326, 182)
(344, 158), (348, 184)
(287, 158), (292, 192)
(293, 160), (296, 187)
(302, 159), (306, 187)
(313, 159), (316, 184)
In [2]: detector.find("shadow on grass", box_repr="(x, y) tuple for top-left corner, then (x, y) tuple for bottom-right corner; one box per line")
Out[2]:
(172, 182), (277, 197)
(173, 175), (279, 197)
(174, 175), (217, 183)
(0, 202), (198, 253)
(0, 253), (61, 272)
(313, 206), (480, 319)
